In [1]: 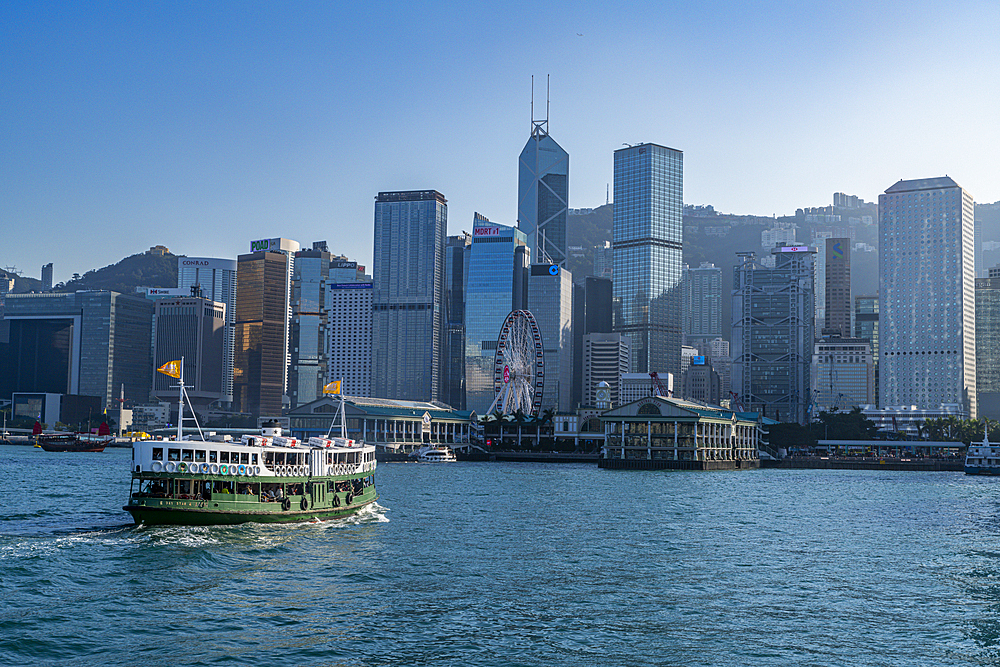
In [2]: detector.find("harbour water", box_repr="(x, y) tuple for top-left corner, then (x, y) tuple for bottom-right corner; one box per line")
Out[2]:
(4, 446), (1000, 666)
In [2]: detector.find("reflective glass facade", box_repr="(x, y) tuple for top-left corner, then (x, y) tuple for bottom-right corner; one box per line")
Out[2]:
(177, 257), (237, 404)
(235, 251), (289, 418)
(443, 234), (471, 410)
(152, 297), (226, 406)
(975, 278), (1000, 393)
(289, 249), (332, 409)
(879, 177), (976, 416)
(731, 249), (815, 424)
(372, 190), (447, 402)
(2, 291), (153, 408)
(612, 143), (683, 377)
(529, 263), (574, 413)
(683, 262), (723, 342)
(518, 127), (568, 266)
(464, 220), (529, 414)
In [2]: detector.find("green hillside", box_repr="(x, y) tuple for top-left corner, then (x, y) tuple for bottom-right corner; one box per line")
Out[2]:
(54, 252), (178, 294)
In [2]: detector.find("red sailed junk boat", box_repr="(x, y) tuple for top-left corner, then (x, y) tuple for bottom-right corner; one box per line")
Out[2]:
(36, 421), (113, 452)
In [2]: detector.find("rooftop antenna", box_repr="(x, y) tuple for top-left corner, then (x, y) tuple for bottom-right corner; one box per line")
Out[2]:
(530, 75), (549, 138)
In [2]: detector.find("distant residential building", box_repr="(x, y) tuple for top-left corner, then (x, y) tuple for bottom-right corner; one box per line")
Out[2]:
(582, 333), (630, 407)
(594, 241), (613, 278)
(372, 190), (447, 402)
(879, 177), (976, 417)
(833, 192), (865, 209)
(811, 337), (874, 413)
(518, 110), (569, 266)
(613, 142), (683, 377)
(327, 282), (373, 397)
(464, 218), (530, 414)
(732, 247), (815, 424)
(761, 224), (797, 250)
(41, 263), (53, 291)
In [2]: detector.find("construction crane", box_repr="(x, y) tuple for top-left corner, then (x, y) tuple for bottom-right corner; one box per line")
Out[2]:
(649, 372), (670, 397)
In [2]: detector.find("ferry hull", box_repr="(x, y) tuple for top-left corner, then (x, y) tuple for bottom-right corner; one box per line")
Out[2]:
(124, 490), (378, 526)
(964, 466), (1000, 476)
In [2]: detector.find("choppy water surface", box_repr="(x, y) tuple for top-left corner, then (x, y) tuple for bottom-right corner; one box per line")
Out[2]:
(4, 446), (1000, 666)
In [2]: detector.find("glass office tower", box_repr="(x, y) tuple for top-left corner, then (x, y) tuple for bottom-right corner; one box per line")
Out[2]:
(612, 143), (684, 377)
(289, 246), (331, 409)
(879, 177), (976, 417)
(372, 190), (447, 402)
(518, 118), (568, 267)
(732, 247), (815, 424)
(464, 217), (530, 414)
(177, 257), (237, 406)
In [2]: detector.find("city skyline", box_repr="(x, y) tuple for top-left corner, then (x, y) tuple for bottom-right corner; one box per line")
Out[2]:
(4, 2), (999, 284)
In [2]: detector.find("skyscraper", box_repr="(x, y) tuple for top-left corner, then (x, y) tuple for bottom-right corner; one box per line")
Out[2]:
(879, 177), (976, 417)
(977, 273), (1000, 418)
(443, 233), (472, 410)
(517, 104), (568, 266)
(327, 281), (373, 397)
(683, 262), (723, 347)
(528, 262), (574, 413)
(732, 247), (815, 424)
(372, 190), (447, 402)
(152, 296), (226, 409)
(824, 238), (851, 337)
(234, 246), (294, 418)
(612, 143), (684, 377)
(177, 257), (237, 406)
(289, 244), (332, 409)
(464, 217), (529, 414)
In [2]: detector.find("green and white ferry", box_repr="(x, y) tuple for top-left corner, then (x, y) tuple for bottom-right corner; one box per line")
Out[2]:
(124, 362), (376, 525)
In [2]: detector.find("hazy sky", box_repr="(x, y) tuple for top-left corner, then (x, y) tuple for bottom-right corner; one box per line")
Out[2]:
(3, 1), (999, 284)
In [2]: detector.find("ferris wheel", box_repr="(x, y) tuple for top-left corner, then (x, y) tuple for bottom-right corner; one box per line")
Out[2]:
(487, 310), (545, 417)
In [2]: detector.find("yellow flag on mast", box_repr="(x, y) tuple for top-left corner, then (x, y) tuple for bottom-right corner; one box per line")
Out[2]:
(157, 360), (182, 379)
(323, 380), (341, 395)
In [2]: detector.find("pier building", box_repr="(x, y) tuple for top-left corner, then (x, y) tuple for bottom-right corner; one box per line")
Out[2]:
(599, 395), (761, 470)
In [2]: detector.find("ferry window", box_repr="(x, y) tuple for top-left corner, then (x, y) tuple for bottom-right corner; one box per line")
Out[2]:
(305, 453), (311, 464)
(168, 448), (180, 461)
(275, 452), (285, 465)
(182, 449), (193, 462)
(209, 450), (218, 463)
(251, 453), (258, 464)
(220, 451), (230, 464)
(195, 450), (206, 463)
(240, 452), (249, 464)
(326, 452), (332, 465)
(263, 452), (274, 465)
(152, 448), (163, 461)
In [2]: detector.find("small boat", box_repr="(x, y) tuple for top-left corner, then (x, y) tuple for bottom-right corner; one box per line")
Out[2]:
(414, 445), (457, 463)
(123, 361), (377, 525)
(37, 433), (112, 453)
(965, 425), (1000, 475)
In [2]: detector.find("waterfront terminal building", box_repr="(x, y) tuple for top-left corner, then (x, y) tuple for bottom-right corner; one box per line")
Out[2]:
(285, 395), (474, 459)
(599, 395), (762, 470)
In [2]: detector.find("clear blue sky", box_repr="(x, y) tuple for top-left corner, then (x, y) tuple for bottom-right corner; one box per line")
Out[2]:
(3, 1), (998, 283)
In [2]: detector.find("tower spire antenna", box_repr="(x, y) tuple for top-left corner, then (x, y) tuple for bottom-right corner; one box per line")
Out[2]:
(546, 73), (550, 127)
(530, 74), (534, 130)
